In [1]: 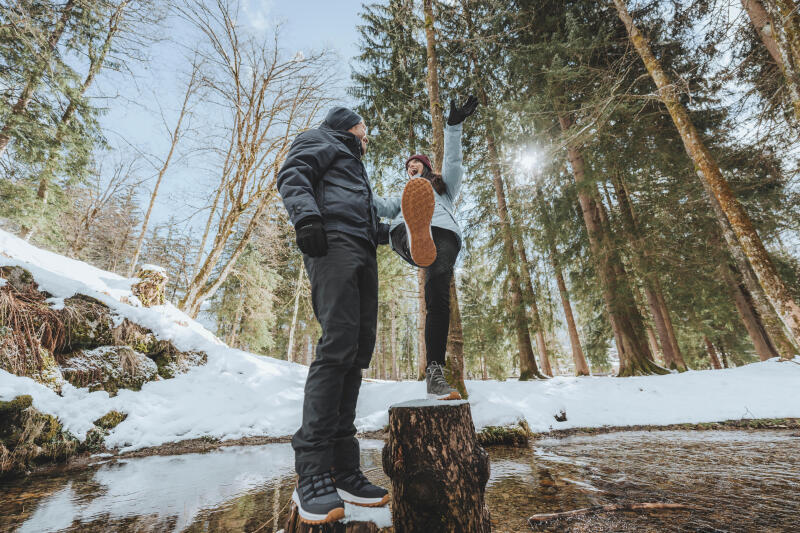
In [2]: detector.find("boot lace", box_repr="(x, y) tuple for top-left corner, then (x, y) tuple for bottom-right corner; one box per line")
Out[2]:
(428, 362), (449, 387)
(337, 469), (372, 490)
(299, 472), (337, 499)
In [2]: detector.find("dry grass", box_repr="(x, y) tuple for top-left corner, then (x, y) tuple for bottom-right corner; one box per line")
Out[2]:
(0, 285), (67, 374)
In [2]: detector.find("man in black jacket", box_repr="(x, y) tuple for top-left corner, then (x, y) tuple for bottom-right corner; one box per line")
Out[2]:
(278, 107), (390, 524)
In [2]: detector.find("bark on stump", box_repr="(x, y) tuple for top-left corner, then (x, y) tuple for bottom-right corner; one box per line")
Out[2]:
(132, 265), (168, 307)
(284, 504), (381, 533)
(382, 399), (491, 533)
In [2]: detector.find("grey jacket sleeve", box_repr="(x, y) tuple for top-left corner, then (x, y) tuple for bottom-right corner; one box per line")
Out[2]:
(373, 193), (401, 219)
(276, 131), (338, 226)
(442, 123), (464, 202)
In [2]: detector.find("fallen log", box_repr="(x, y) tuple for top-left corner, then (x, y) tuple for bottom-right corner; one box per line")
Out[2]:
(382, 399), (491, 533)
(528, 502), (693, 528)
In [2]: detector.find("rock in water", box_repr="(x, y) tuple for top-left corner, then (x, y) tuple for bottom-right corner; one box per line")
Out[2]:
(132, 265), (168, 307)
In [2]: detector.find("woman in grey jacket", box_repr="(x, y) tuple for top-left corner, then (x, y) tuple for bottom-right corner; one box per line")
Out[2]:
(374, 95), (478, 399)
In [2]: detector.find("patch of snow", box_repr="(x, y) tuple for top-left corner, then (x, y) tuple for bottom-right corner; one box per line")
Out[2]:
(45, 297), (65, 310)
(2, 228), (800, 453)
(0, 277), (5, 287)
(342, 503), (392, 528)
(139, 264), (166, 274)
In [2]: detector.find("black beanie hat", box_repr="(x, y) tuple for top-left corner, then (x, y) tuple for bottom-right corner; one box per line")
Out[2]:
(323, 107), (363, 131)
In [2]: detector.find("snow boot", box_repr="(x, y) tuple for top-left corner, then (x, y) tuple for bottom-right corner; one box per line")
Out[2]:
(333, 468), (390, 507)
(291, 472), (345, 524)
(401, 177), (437, 267)
(426, 361), (462, 400)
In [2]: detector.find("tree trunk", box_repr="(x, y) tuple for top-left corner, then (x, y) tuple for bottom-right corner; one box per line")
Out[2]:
(706, 188), (797, 358)
(34, 1), (128, 207)
(761, 0), (800, 120)
(646, 326), (663, 366)
(0, 0), (76, 157)
(717, 340), (731, 368)
(517, 235), (552, 376)
(446, 277), (468, 397)
(390, 306), (399, 380)
(284, 506), (382, 532)
(538, 189), (590, 375)
(382, 400), (491, 533)
(287, 267), (304, 363)
(721, 263), (780, 361)
(420, 0), (467, 391)
(422, 0), (445, 167)
(742, 0), (785, 65)
(129, 67), (197, 276)
(417, 270), (427, 380)
(459, 0), (543, 380)
(611, 176), (687, 371)
(558, 115), (665, 377)
(613, 0), (800, 350)
(704, 335), (723, 370)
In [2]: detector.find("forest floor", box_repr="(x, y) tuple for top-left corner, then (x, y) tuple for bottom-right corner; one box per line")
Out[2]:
(3, 228), (800, 455)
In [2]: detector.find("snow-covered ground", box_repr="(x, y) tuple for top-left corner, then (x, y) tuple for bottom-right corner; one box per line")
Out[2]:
(2, 228), (800, 452)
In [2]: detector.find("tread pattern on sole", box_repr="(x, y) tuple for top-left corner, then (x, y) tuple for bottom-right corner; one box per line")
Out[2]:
(402, 178), (437, 267)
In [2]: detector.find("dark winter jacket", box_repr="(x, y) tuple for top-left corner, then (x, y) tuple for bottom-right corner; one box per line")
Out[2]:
(277, 108), (383, 246)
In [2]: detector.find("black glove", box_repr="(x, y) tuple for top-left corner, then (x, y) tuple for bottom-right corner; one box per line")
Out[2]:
(447, 95), (479, 126)
(295, 217), (327, 257)
(377, 222), (390, 246)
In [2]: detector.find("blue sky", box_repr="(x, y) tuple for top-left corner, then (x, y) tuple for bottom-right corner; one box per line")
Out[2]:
(95, 0), (370, 232)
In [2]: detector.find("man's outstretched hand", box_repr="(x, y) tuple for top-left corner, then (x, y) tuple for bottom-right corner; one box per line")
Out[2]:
(447, 95), (479, 126)
(296, 217), (328, 257)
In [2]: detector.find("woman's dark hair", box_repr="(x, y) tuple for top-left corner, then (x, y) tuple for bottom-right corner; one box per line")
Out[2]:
(421, 166), (447, 195)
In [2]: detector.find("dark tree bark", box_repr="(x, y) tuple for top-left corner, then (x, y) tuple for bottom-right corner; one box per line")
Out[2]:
(558, 114), (666, 376)
(383, 400), (491, 533)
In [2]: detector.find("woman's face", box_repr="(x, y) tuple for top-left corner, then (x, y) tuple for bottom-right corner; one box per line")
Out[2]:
(406, 159), (424, 177)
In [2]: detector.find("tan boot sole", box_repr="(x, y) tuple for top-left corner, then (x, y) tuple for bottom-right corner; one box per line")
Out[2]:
(297, 506), (345, 525)
(342, 493), (392, 507)
(402, 178), (437, 267)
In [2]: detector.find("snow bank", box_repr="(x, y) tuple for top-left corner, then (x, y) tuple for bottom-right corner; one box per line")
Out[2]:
(2, 228), (800, 453)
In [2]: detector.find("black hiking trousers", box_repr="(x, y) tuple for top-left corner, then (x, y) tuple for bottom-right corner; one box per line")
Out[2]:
(292, 231), (378, 477)
(391, 226), (460, 367)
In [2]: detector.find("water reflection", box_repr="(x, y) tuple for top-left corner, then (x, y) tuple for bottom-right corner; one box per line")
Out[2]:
(2, 431), (799, 532)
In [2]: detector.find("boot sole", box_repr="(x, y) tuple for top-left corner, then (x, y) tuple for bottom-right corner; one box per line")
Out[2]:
(337, 489), (391, 507)
(292, 490), (345, 524)
(402, 178), (437, 267)
(427, 391), (462, 401)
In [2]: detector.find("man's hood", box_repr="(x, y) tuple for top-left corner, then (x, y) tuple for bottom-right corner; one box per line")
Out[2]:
(322, 107), (362, 131)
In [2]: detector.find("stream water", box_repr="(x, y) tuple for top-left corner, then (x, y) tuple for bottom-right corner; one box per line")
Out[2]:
(1, 430), (798, 532)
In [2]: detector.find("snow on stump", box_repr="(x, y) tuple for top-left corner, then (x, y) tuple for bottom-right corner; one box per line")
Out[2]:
(284, 502), (390, 532)
(382, 399), (491, 533)
(132, 265), (168, 307)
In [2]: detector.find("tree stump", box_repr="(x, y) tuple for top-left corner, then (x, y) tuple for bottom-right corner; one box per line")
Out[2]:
(283, 503), (384, 533)
(131, 265), (167, 307)
(382, 399), (491, 533)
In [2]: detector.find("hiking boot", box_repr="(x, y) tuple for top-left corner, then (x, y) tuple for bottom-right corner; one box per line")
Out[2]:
(426, 361), (462, 400)
(401, 177), (437, 267)
(292, 472), (345, 524)
(333, 468), (390, 507)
